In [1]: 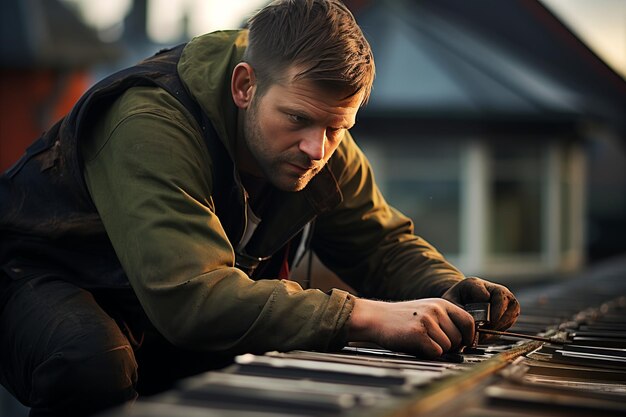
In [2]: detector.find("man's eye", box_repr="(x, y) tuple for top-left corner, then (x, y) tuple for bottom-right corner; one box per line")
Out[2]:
(288, 114), (307, 124)
(327, 127), (344, 140)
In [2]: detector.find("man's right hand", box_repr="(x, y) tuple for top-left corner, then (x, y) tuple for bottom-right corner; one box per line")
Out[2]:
(346, 298), (475, 358)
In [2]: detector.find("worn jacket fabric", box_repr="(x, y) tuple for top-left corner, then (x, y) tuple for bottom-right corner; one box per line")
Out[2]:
(1, 30), (464, 355)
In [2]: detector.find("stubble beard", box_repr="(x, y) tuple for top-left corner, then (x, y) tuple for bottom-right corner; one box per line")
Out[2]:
(243, 104), (322, 192)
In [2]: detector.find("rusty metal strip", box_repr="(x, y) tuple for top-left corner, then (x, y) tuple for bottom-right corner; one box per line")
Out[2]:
(385, 341), (544, 417)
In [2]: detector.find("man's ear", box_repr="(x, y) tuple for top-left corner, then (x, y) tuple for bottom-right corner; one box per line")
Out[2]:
(231, 63), (256, 109)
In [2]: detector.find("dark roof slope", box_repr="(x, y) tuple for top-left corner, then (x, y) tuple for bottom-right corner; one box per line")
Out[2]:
(353, 0), (626, 133)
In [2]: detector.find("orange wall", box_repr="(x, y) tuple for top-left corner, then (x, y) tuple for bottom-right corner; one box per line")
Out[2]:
(0, 70), (90, 172)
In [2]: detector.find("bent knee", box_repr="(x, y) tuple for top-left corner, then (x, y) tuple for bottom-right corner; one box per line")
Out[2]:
(31, 344), (138, 415)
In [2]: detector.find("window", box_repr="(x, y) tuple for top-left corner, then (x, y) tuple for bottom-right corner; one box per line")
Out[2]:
(487, 142), (543, 257)
(361, 136), (584, 280)
(363, 140), (462, 256)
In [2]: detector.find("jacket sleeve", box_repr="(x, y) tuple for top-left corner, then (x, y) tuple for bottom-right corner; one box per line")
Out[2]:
(81, 86), (354, 353)
(313, 132), (464, 300)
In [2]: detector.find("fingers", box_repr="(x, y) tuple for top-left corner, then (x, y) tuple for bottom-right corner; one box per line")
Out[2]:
(423, 317), (454, 354)
(447, 304), (476, 347)
(502, 296), (521, 329)
(414, 334), (446, 358)
(486, 285), (507, 325)
(481, 283), (520, 331)
(441, 277), (490, 306)
(416, 301), (474, 357)
(443, 277), (521, 332)
(350, 298), (482, 359)
(460, 277), (491, 303)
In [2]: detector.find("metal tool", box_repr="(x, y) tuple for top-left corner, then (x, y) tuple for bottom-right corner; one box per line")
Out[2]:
(465, 303), (568, 345)
(477, 328), (568, 344)
(464, 303), (491, 347)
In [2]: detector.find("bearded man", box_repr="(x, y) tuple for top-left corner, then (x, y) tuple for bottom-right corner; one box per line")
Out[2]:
(0, 1), (519, 416)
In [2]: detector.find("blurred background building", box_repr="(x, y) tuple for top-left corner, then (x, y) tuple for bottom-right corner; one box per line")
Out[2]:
(1, 0), (625, 412)
(350, 0), (626, 281)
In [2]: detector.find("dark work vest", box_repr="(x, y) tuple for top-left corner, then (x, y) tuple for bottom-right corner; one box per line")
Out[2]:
(0, 45), (307, 288)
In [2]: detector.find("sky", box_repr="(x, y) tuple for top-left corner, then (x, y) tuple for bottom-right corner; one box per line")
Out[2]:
(539, 0), (626, 79)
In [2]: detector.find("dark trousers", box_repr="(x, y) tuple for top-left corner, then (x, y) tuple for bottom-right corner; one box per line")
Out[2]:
(0, 268), (233, 417)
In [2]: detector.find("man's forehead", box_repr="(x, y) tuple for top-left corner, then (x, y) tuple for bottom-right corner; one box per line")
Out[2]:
(274, 79), (362, 115)
(277, 66), (364, 106)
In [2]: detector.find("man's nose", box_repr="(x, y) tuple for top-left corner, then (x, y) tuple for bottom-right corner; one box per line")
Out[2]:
(298, 128), (326, 161)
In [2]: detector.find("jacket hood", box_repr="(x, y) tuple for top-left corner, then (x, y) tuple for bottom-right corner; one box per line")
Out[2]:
(178, 30), (248, 157)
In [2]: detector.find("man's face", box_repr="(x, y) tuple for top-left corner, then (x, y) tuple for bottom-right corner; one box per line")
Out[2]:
(239, 72), (362, 192)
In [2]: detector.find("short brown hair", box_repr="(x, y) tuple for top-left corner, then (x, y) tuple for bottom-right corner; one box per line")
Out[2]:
(244, 0), (375, 104)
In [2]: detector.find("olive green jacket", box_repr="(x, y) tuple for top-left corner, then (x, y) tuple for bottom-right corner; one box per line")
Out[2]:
(81, 30), (464, 355)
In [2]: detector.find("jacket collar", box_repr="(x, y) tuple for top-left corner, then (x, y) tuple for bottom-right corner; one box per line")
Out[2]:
(178, 30), (246, 161)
